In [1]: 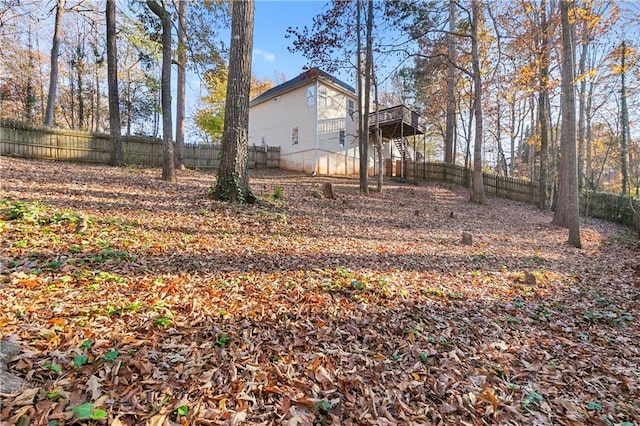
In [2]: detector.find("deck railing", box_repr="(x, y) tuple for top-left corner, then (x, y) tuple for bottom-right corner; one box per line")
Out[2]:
(370, 106), (427, 133)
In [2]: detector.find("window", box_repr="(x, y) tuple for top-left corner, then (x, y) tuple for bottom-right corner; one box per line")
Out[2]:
(339, 130), (345, 148)
(347, 99), (355, 120)
(291, 127), (299, 145)
(306, 86), (315, 107)
(318, 87), (328, 107)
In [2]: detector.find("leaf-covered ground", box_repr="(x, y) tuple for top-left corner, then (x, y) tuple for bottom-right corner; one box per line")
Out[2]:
(0, 157), (639, 426)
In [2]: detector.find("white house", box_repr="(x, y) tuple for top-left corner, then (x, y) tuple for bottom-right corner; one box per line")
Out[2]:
(249, 68), (362, 174)
(249, 68), (426, 176)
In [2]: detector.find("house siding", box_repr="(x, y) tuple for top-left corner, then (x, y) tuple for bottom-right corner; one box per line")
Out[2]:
(249, 73), (362, 175)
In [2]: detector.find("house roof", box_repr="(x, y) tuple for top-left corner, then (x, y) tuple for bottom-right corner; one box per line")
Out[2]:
(250, 68), (356, 107)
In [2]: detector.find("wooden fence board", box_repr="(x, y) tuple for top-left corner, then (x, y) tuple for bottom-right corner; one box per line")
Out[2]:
(0, 119), (279, 169)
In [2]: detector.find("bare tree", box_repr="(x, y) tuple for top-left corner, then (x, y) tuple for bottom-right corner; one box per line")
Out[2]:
(175, 0), (186, 170)
(106, 0), (123, 166)
(469, 0), (485, 204)
(537, 0), (551, 209)
(44, 0), (65, 126)
(147, 0), (176, 182)
(444, 0), (456, 164)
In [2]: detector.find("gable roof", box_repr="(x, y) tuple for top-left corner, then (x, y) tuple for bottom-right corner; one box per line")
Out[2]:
(250, 68), (356, 107)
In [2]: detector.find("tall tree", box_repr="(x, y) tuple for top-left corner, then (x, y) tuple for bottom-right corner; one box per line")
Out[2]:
(537, 0), (550, 209)
(469, 0), (485, 204)
(106, 0), (123, 166)
(211, 0), (255, 203)
(619, 41), (630, 196)
(147, 0), (176, 182)
(287, 1), (383, 192)
(175, 0), (187, 170)
(357, 0), (375, 195)
(444, 0), (456, 164)
(553, 0), (581, 248)
(44, 0), (65, 126)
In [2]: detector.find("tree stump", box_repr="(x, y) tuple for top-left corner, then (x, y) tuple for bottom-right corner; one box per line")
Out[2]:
(323, 183), (335, 200)
(461, 231), (473, 246)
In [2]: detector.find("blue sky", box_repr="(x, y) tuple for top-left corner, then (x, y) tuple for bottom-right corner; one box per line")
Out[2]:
(252, 1), (329, 83)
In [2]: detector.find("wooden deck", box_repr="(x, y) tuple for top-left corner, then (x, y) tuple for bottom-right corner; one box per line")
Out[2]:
(369, 105), (426, 139)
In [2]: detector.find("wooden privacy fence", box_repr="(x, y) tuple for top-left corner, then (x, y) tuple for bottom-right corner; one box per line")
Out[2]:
(582, 192), (640, 231)
(390, 160), (541, 204)
(392, 160), (638, 233)
(0, 120), (280, 169)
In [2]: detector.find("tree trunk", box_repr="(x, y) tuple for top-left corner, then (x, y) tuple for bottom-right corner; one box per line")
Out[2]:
(537, 0), (550, 210)
(323, 182), (335, 200)
(175, 0), (187, 170)
(553, 0), (581, 248)
(444, 0), (456, 164)
(577, 21), (588, 192)
(372, 66), (383, 193)
(76, 44), (84, 130)
(147, 0), (176, 182)
(356, 0), (371, 195)
(620, 41), (630, 196)
(44, 0), (65, 126)
(106, 0), (123, 166)
(211, 0), (255, 203)
(469, 0), (484, 204)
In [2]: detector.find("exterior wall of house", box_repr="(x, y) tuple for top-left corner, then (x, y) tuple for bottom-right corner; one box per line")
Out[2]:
(249, 78), (364, 175)
(316, 83), (359, 174)
(249, 84), (317, 173)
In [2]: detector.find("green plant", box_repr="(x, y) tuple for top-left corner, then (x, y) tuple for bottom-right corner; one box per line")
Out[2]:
(521, 391), (544, 410)
(6, 201), (46, 223)
(73, 355), (89, 367)
(313, 399), (331, 413)
(103, 350), (119, 362)
(505, 315), (521, 324)
(350, 279), (364, 290)
(272, 184), (283, 200)
(43, 361), (62, 374)
(47, 390), (67, 400)
(215, 333), (229, 347)
(154, 316), (172, 327)
(73, 403), (107, 420)
(80, 339), (93, 351)
(585, 401), (603, 411)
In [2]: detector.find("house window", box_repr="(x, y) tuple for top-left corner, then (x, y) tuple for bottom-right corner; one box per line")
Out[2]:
(292, 127), (299, 145)
(347, 99), (355, 119)
(339, 130), (345, 148)
(318, 87), (328, 107)
(307, 86), (315, 107)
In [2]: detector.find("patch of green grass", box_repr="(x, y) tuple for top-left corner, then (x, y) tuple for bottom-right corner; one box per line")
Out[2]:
(5, 201), (46, 223)
(423, 288), (442, 297)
